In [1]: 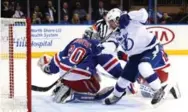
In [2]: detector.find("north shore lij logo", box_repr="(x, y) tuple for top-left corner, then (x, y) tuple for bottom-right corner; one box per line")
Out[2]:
(13, 37), (53, 48)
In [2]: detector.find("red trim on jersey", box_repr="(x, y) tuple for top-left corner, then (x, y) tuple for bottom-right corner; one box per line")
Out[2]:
(122, 53), (128, 61)
(104, 58), (118, 71)
(59, 63), (91, 77)
(154, 63), (170, 71)
(44, 55), (49, 64)
(54, 53), (91, 77)
(54, 53), (61, 66)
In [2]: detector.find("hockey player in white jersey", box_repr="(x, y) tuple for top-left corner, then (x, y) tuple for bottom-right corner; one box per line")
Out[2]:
(83, 12), (123, 79)
(83, 9), (121, 78)
(106, 9), (180, 99)
(84, 8), (137, 94)
(104, 8), (179, 105)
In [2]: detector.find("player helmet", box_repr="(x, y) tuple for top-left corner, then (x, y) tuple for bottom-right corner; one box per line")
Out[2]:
(106, 8), (121, 22)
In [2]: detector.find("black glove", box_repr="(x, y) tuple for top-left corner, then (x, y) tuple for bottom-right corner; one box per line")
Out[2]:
(117, 51), (128, 61)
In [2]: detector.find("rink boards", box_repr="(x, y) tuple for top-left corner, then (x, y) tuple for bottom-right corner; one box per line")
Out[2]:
(1, 24), (188, 111)
(1, 25), (188, 59)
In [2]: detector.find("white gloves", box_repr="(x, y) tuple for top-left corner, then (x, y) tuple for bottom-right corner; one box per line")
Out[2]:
(37, 54), (52, 74)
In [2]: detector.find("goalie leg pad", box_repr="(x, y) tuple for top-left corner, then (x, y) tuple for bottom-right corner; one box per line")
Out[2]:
(63, 76), (100, 93)
(52, 85), (72, 103)
(65, 86), (114, 103)
(52, 81), (64, 96)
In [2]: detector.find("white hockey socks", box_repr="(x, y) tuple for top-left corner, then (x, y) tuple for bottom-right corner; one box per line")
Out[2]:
(138, 62), (161, 91)
(113, 77), (131, 97)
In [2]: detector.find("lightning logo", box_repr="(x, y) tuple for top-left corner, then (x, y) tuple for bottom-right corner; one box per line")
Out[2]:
(152, 45), (159, 60)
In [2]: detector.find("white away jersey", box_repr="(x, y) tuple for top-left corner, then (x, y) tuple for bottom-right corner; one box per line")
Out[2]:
(118, 9), (159, 56)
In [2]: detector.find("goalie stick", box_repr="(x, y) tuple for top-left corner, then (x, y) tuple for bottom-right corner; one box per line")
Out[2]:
(32, 54), (89, 92)
(97, 71), (117, 80)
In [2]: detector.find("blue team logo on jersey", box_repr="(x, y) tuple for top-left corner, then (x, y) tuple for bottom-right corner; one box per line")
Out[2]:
(126, 38), (134, 51)
(121, 34), (134, 51)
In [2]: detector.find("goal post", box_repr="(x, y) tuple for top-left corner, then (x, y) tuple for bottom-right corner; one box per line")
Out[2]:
(0, 18), (31, 112)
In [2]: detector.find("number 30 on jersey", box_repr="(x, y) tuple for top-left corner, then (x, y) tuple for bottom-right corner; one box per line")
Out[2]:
(68, 45), (86, 64)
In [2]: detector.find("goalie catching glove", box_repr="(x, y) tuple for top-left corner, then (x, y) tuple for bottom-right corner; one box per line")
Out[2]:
(37, 54), (53, 74)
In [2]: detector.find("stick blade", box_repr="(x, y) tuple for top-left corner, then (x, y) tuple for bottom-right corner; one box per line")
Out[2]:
(32, 85), (50, 92)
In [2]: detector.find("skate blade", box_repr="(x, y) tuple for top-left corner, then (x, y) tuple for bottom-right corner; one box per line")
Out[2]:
(102, 99), (116, 105)
(175, 82), (181, 98)
(151, 97), (165, 108)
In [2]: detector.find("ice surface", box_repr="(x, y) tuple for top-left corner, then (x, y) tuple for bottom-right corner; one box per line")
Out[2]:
(1, 56), (188, 112)
(32, 56), (188, 112)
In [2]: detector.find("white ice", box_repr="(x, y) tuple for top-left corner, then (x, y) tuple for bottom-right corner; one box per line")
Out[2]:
(1, 56), (188, 112)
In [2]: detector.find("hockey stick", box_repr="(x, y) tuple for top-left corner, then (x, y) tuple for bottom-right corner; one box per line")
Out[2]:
(101, 27), (118, 43)
(97, 71), (117, 80)
(32, 65), (77, 92)
(32, 54), (88, 92)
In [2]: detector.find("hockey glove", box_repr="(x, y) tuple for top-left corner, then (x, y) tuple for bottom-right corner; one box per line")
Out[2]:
(37, 54), (52, 74)
(117, 51), (128, 61)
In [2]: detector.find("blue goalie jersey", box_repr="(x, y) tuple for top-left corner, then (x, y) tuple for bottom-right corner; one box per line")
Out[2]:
(47, 38), (104, 81)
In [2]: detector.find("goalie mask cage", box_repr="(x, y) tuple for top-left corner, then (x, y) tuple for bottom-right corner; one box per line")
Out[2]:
(0, 18), (31, 112)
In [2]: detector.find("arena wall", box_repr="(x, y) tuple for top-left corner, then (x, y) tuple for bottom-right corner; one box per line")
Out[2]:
(1, 25), (188, 58)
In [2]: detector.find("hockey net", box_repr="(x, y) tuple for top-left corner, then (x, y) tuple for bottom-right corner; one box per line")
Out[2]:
(0, 18), (31, 112)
